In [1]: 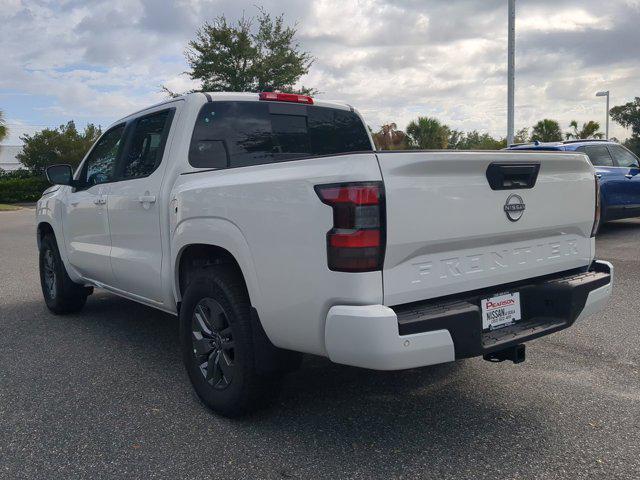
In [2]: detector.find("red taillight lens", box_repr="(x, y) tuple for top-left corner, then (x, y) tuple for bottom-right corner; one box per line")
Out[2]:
(259, 92), (314, 104)
(591, 174), (601, 237)
(329, 230), (381, 248)
(315, 182), (385, 272)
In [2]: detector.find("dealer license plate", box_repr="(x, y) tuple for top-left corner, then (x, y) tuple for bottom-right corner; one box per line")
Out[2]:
(481, 292), (522, 331)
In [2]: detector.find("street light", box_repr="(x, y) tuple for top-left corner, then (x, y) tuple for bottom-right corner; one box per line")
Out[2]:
(596, 90), (610, 140)
(507, 0), (516, 146)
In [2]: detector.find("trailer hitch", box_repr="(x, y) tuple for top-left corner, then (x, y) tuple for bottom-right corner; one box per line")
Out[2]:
(483, 344), (526, 364)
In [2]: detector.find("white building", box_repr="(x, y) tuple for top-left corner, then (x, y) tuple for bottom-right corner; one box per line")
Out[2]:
(0, 145), (23, 171)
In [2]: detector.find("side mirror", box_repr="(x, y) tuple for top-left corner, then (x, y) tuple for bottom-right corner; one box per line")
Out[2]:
(46, 164), (75, 186)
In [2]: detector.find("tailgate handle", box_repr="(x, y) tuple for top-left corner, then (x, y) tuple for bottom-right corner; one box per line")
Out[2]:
(486, 163), (540, 190)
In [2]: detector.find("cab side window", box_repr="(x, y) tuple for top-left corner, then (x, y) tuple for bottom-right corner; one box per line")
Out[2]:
(577, 145), (614, 167)
(609, 144), (639, 168)
(118, 109), (174, 180)
(79, 124), (126, 189)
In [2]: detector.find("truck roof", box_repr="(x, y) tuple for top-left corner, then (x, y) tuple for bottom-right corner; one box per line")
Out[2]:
(201, 92), (354, 111)
(112, 92), (355, 128)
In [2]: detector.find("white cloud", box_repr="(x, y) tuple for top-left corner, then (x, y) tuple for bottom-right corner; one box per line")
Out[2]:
(0, 0), (637, 144)
(518, 10), (610, 32)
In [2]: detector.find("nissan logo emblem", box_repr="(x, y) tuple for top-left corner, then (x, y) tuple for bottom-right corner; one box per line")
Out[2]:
(504, 194), (525, 222)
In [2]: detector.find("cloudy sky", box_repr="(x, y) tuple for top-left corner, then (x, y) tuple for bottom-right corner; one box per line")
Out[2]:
(1, 0), (638, 144)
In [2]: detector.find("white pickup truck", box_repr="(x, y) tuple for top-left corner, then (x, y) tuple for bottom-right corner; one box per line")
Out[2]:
(37, 92), (613, 416)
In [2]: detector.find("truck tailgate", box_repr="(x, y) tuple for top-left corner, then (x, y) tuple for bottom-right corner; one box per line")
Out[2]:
(377, 151), (596, 306)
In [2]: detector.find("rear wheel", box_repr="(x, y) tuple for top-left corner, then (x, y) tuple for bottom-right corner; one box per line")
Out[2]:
(39, 234), (89, 314)
(179, 266), (282, 417)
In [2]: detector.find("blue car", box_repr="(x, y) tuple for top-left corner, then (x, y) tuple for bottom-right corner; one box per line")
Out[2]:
(508, 140), (640, 222)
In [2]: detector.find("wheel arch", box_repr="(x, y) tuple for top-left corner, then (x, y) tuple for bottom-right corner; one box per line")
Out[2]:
(37, 221), (55, 250)
(171, 218), (262, 311)
(177, 244), (247, 297)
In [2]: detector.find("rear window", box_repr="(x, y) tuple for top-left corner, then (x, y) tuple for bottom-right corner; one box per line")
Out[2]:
(608, 144), (639, 168)
(577, 145), (614, 167)
(189, 101), (372, 169)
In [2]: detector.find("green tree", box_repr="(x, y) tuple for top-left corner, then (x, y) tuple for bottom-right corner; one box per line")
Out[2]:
(565, 120), (603, 140)
(448, 130), (505, 150)
(531, 119), (563, 142)
(447, 129), (464, 149)
(513, 127), (529, 144)
(372, 123), (408, 150)
(610, 97), (640, 136)
(406, 117), (451, 149)
(181, 9), (315, 94)
(611, 98), (640, 155)
(0, 109), (7, 143)
(624, 137), (640, 156)
(17, 121), (101, 175)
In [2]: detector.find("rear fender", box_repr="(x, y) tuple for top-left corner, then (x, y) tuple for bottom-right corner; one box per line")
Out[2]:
(172, 217), (262, 312)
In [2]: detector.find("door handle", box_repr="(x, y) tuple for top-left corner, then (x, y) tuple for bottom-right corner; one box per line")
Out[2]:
(93, 198), (106, 205)
(138, 195), (157, 204)
(486, 163), (540, 190)
(625, 174), (634, 179)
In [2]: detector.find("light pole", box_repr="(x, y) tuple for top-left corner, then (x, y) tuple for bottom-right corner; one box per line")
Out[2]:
(596, 90), (610, 140)
(507, 0), (516, 146)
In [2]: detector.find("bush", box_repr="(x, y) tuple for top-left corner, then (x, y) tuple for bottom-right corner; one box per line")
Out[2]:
(0, 168), (34, 180)
(0, 176), (50, 203)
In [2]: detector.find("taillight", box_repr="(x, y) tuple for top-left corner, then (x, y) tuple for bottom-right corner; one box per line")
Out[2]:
(315, 182), (385, 272)
(259, 92), (314, 104)
(591, 174), (601, 237)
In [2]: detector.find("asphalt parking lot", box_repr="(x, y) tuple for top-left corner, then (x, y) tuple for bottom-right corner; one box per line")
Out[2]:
(1, 207), (639, 480)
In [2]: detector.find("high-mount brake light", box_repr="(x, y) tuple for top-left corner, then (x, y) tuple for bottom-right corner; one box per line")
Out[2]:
(259, 92), (314, 105)
(315, 182), (385, 272)
(591, 174), (601, 237)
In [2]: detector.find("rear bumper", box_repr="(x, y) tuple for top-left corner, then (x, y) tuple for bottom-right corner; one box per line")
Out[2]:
(325, 261), (613, 370)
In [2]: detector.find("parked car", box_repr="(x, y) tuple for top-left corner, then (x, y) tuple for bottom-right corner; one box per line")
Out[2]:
(37, 92), (613, 416)
(508, 140), (640, 222)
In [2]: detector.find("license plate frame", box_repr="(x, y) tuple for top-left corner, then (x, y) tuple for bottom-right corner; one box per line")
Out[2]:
(481, 292), (522, 331)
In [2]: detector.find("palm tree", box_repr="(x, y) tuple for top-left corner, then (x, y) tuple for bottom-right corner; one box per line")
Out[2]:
(372, 123), (408, 150)
(565, 120), (604, 140)
(531, 119), (563, 142)
(406, 117), (451, 149)
(0, 110), (7, 143)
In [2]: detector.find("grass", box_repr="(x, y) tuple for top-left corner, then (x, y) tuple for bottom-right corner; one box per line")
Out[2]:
(0, 203), (21, 211)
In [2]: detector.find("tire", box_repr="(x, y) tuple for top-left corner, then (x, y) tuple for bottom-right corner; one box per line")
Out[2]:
(179, 266), (282, 417)
(39, 234), (89, 314)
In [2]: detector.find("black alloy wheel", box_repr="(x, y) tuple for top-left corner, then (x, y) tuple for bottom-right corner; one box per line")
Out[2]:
(191, 297), (236, 390)
(42, 247), (57, 300)
(39, 234), (88, 314)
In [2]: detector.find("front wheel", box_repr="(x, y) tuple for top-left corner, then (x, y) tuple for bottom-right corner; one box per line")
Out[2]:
(179, 267), (281, 417)
(39, 234), (89, 314)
